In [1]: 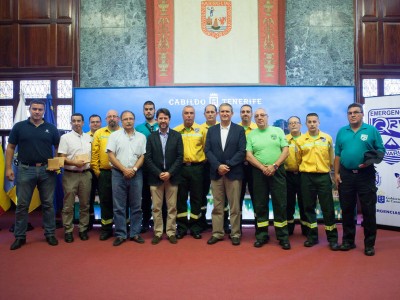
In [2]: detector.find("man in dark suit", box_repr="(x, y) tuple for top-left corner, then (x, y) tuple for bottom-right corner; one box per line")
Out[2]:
(145, 108), (183, 245)
(205, 103), (246, 246)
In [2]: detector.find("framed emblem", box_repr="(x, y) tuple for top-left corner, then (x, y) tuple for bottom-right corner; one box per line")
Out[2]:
(201, 1), (232, 39)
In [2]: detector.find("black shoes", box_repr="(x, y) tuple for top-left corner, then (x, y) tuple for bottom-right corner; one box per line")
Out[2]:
(176, 231), (187, 239)
(113, 237), (125, 246)
(364, 246), (375, 256)
(46, 236), (59, 246)
(130, 235), (145, 244)
(168, 235), (178, 244)
(279, 240), (291, 250)
(79, 231), (89, 241)
(207, 236), (223, 245)
(152, 236), (162, 245)
(304, 239), (319, 247)
(10, 238), (26, 250)
(329, 242), (340, 251)
(254, 239), (268, 248)
(64, 232), (74, 243)
(231, 237), (240, 246)
(340, 242), (356, 251)
(191, 232), (202, 239)
(99, 231), (113, 241)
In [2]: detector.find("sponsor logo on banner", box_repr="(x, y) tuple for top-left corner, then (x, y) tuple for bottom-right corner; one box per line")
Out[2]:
(377, 195), (386, 204)
(201, 1), (232, 39)
(368, 108), (400, 165)
(375, 171), (381, 187)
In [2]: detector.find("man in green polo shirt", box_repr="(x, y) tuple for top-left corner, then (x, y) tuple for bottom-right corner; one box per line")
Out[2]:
(334, 103), (385, 256)
(246, 108), (290, 250)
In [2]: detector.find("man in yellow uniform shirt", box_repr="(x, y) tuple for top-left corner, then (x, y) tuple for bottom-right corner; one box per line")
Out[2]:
(174, 106), (207, 239)
(296, 113), (339, 251)
(199, 104), (218, 232)
(91, 109), (121, 240)
(285, 116), (307, 236)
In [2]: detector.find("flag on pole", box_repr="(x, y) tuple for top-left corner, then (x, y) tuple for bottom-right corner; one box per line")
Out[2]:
(6, 91), (41, 212)
(0, 148), (11, 215)
(45, 94), (64, 214)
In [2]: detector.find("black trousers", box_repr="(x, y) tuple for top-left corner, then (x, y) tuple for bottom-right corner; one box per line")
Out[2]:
(339, 165), (377, 247)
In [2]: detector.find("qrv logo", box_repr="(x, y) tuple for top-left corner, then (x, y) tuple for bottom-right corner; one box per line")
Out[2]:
(369, 108), (400, 165)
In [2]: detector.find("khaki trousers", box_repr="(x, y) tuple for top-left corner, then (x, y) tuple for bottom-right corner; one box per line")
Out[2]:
(210, 177), (242, 239)
(61, 170), (91, 233)
(150, 181), (178, 237)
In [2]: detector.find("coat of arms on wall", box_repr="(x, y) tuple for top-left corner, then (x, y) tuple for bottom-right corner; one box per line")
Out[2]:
(201, 1), (232, 39)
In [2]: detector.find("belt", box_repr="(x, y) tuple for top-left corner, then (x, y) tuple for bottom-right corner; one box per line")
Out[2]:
(341, 165), (372, 174)
(100, 168), (112, 171)
(287, 171), (299, 175)
(183, 162), (204, 166)
(64, 169), (90, 173)
(20, 162), (47, 167)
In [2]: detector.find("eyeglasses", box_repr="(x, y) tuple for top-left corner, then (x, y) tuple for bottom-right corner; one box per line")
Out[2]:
(347, 111), (362, 115)
(288, 121), (300, 125)
(254, 114), (267, 118)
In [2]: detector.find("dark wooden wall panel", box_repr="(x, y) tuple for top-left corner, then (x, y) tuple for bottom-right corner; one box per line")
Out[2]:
(0, 0), (79, 85)
(18, 0), (51, 20)
(363, 0), (377, 17)
(383, 23), (400, 64)
(362, 22), (379, 65)
(57, 24), (72, 66)
(383, 0), (400, 17)
(0, 0), (13, 20)
(0, 25), (17, 67)
(19, 25), (52, 67)
(56, 0), (72, 20)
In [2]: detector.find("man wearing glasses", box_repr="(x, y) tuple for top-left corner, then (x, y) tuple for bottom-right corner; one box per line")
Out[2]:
(246, 108), (291, 250)
(285, 116), (307, 236)
(91, 109), (121, 240)
(334, 103), (385, 256)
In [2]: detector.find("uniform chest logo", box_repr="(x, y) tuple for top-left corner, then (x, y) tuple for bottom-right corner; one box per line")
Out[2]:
(201, 1), (232, 39)
(360, 134), (368, 141)
(194, 128), (200, 133)
(271, 134), (277, 140)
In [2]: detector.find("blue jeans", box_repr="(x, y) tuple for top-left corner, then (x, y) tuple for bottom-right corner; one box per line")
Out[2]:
(15, 165), (56, 238)
(112, 168), (143, 238)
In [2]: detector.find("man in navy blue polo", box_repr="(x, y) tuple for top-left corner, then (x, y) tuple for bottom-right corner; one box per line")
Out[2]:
(6, 99), (60, 250)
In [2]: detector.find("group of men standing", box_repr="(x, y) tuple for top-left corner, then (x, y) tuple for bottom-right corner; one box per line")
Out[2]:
(5, 100), (384, 256)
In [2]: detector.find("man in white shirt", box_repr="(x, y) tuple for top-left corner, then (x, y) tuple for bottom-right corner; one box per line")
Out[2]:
(58, 113), (92, 243)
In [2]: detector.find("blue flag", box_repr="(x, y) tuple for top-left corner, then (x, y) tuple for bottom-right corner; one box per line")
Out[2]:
(45, 94), (64, 214)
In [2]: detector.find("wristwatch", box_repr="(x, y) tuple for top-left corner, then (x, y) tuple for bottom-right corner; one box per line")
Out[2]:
(133, 167), (138, 172)
(273, 163), (279, 170)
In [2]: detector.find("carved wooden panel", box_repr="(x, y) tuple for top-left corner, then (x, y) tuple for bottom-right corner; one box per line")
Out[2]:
(57, 24), (73, 66)
(0, 0), (13, 20)
(359, 0), (400, 68)
(362, 0), (377, 17)
(362, 22), (379, 65)
(0, 0), (79, 85)
(0, 25), (17, 68)
(383, 0), (400, 17)
(383, 23), (400, 64)
(19, 25), (52, 67)
(18, 0), (51, 20)
(56, 0), (73, 20)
